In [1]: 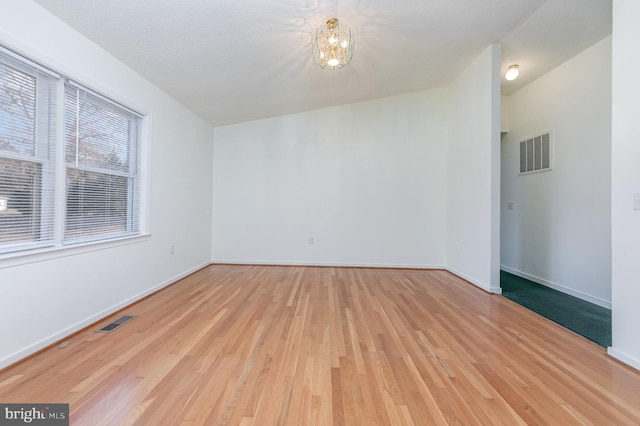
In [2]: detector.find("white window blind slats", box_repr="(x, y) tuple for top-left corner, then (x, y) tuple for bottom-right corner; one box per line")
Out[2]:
(0, 61), (37, 156)
(0, 47), (143, 255)
(0, 50), (57, 253)
(65, 80), (142, 118)
(63, 82), (141, 243)
(0, 45), (60, 79)
(0, 158), (43, 244)
(64, 86), (135, 173)
(64, 169), (133, 241)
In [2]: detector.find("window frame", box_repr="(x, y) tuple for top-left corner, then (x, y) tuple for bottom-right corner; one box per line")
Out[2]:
(0, 48), (58, 253)
(62, 81), (143, 244)
(0, 44), (149, 262)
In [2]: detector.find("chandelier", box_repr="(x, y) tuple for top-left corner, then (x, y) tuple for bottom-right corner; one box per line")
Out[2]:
(312, 18), (354, 70)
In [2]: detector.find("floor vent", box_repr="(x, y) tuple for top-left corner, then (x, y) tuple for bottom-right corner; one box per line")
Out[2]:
(97, 315), (135, 332)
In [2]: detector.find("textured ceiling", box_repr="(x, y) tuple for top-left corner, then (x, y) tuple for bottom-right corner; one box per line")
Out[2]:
(33, 0), (611, 127)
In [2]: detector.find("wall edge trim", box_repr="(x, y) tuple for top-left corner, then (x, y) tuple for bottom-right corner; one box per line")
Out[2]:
(608, 346), (640, 372)
(501, 265), (611, 309)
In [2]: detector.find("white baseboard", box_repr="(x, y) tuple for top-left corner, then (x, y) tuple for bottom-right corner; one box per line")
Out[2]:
(446, 267), (502, 294)
(211, 260), (503, 295)
(0, 261), (210, 370)
(500, 265), (611, 309)
(211, 258), (445, 270)
(608, 347), (640, 372)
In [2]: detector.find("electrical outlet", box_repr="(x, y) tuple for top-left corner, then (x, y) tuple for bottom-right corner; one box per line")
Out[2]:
(170, 244), (175, 255)
(308, 237), (314, 245)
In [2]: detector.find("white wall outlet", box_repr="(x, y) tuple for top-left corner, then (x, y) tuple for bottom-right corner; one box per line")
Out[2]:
(634, 194), (640, 211)
(507, 202), (514, 210)
(170, 244), (175, 255)
(308, 237), (314, 245)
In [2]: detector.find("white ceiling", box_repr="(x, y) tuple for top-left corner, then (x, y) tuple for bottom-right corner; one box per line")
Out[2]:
(33, 0), (611, 127)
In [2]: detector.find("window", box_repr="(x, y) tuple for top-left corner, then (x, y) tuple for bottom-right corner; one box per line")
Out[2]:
(0, 50), (57, 252)
(64, 83), (141, 243)
(519, 132), (551, 174)
(0, 47), (143, 256)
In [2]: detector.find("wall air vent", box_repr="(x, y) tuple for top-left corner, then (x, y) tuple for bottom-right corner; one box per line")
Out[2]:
(519, 132), (551, 174)
(97, 315), (135, 332)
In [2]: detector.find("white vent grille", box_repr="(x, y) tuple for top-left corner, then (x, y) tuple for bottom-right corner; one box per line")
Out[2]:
(519, 132), (551, 174)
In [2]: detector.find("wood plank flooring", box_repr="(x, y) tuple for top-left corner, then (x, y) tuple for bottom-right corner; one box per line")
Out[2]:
(1, 265), (639, 425)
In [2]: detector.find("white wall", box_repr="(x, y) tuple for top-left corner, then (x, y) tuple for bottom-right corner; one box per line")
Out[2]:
(212, 90), (448, 268)
(0, 1), (214, 368)
(446, 44), (502, 293)
(501, 37), (612, 308)
(213, 45), (503, 287)
(609, 0), (640, 370)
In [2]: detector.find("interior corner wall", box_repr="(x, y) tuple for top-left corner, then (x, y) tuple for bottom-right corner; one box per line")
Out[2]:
(500, 36), (612, 308)
(446, 44), (502, 293)
(0, 0), (214, 369)
(212, 90), (448, 268)
(609, 0), (640, 370)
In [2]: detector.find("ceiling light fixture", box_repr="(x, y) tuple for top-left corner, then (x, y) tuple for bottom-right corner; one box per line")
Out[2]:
(505, 64), (520, 81)
(312, 18), (354, 70)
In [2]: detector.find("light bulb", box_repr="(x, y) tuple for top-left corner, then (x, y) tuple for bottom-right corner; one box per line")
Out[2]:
(328, 49), (339, 67)
(505, 65), (519, 81)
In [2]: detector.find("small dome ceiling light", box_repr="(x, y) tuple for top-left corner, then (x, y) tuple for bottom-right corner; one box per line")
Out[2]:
(505, 64), (520, 81)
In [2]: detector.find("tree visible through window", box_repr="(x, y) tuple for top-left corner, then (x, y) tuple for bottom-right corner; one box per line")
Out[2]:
(0, 52), (56, 251)
(64, 83), (141, 242)
(0, 47), (143, 255)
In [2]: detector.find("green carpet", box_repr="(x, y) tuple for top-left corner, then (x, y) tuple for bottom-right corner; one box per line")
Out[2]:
(500, 271), (611, 347)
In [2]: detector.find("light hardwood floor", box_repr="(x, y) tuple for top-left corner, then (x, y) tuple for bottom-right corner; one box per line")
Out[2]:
(1, 265), (639, 425)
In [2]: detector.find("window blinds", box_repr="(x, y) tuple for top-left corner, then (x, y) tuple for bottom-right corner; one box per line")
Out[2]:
(0, 50), (57, 253)
(0, 46), (144, 256)
(63, 82), (142, 243)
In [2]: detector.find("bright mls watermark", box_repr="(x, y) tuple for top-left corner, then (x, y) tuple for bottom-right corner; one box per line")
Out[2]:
(0, 404), (68, 425)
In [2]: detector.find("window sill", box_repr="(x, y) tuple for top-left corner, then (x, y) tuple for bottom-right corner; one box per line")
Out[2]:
(0, 233), (151, 269)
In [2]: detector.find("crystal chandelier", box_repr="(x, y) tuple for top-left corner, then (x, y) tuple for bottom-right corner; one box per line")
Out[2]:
(312, 18), (354, 70)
